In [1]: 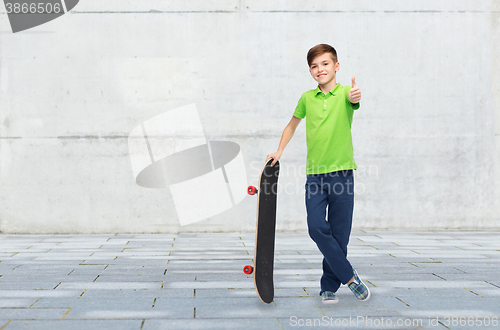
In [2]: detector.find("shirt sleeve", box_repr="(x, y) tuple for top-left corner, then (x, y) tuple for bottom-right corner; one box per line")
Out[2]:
(293, 94), (306, 119)
(345, 86), (360, 110)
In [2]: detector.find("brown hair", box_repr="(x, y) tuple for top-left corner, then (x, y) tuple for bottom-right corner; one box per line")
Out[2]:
(307, 44), (338, 67)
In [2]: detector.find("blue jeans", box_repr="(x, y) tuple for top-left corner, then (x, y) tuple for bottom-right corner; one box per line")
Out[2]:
(305, 170), (354, 294)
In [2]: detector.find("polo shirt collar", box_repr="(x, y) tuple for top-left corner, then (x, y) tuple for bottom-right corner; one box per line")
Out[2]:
(315, 83), (341, 96)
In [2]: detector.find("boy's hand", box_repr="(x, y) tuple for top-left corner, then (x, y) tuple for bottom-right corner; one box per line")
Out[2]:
(266, 151), (282, 167)
(348, 75), (361, 104)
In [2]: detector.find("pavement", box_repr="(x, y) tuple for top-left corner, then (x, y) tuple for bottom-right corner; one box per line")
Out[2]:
(0, 231), (499, 330)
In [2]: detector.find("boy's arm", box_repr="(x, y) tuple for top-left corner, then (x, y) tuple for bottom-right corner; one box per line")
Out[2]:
(347, 75), (361, 104)
(266, 116), (302, 167)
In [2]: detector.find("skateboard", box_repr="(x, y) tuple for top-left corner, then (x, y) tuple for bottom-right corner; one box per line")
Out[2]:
(243, 158), (280, 304)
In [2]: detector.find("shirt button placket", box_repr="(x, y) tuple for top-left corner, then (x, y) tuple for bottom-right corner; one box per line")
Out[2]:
(323, 99), (327, 110)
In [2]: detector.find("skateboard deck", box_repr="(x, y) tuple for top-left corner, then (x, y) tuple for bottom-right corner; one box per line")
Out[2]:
(244, 158), (280, 304)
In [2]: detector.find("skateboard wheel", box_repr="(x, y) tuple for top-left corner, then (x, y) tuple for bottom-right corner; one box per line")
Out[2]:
(243, 265), (254, 275)
(247, 186), (257, 195)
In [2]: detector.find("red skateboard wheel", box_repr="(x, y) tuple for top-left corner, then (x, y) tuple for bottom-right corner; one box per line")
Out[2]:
(243, 265), (254, 275)
(247, 186), (257, 195)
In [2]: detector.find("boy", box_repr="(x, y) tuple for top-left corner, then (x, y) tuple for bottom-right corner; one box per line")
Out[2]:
(266, 44), (370, 304)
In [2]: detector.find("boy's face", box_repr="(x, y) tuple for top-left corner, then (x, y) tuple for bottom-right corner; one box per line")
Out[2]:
(309, 52), (339, 86)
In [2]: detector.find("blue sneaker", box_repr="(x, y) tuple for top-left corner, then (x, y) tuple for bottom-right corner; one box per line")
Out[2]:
(348, 269), (371, 301)
(320, 291), (339, 304)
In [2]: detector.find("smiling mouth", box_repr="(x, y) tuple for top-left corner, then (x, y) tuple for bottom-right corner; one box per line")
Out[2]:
(317, 74), (326, 77)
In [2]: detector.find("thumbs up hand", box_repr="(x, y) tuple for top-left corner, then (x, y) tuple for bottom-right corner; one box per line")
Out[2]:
(348, 75), (361, 104)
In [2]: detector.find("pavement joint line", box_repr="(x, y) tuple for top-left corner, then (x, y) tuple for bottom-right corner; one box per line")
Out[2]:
(0, 320), (10, 330)
(140, 319), (145, 330)
(68, 269), (75, 275)
(357, 238), (364, 242)
(11, 252), (19, 257)
(408, 262), (419, 268)
(53, 282), (62, 289)
(438, 320), (452, 329)
(484, 280), (500, 289)
(391, 242), (399, 246)
(317, 307), (325, 316)
(152, 297), (157, 307)
(388, 254), (397, 258)
(161, 281), (164, 289)
(29, 298), (40, 308)
(454, 246), (465, 250)
(410, 250), (420, 254)
(164, 269), (167, 275)
(431, 273), (447, 281)
(277, 318), (284, 330)
(193, 307), (196, 318)
(464, 287), (483, 297)
(365, 279), (377, 287)
(78, 289), (86, 298)
(61, 307), (72, 320)
(93, 275), (100, 282)
(194, 289), (196, 298)
(394, 296), (410, 307)
(104, 264), (109, 270)
(453, 267), (466, 273)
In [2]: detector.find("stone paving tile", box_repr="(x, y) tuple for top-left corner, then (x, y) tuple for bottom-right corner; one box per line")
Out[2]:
(192, 288), (256, 299)
(0, 308), (69, 320)
(4, 320), (142, 330)
(143, 318), (281, 329)
(56, 282), (161, 290)
(33, 297), (154, 309)
(194, 297), (325, 319)
(0, 231), (498, 329)
(0, 299), (35, 308)
(0, 282), (62, 290)
(81, 288), (193, 299)
(0, 290), (81, 298)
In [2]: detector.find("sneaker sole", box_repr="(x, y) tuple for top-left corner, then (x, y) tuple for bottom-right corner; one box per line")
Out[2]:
(322, 299), (339, 305)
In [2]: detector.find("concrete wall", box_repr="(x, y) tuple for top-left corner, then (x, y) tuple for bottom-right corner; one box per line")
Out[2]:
(0, 0), (499, 233)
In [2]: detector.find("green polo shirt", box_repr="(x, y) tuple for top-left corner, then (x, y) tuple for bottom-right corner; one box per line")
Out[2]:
(293, 83), (360, 175)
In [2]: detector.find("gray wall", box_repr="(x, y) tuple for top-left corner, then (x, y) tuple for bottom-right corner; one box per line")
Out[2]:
(1, 0), (499, 233)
